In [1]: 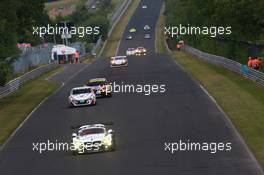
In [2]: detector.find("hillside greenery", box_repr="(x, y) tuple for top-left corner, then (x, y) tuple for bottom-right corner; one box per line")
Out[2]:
(165, 0), (264, 64)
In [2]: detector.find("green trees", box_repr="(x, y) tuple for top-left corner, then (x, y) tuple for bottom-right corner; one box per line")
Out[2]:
(165, 0), (264, 63)
(0, 0), (49, 85)
(67, 1), (110, 44)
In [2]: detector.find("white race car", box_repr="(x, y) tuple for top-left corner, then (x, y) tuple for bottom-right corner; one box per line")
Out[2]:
(126, 48), (137, 56)
(110, 56), (128, 67)
(136, 47), (147, 55)
(71, 123), (115, 154)
(68, 86), (96, 107)
(144, 25), (150, 30)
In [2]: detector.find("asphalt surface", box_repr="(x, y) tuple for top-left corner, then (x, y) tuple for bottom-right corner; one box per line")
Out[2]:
(0, 0), (262, 175)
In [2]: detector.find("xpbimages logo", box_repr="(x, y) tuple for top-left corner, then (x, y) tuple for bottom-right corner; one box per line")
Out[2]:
(165, 24), (232, 38)
(32, 24), (100, 37)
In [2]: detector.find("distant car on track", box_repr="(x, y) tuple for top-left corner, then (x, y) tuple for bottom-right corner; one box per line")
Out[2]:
(144, 25), (150, 30)
(144, 33), (151, 39)
(136, 47), (147, 55)
(126, 35), (133, 40)
(129, 28), (137, 33)
(71, 123), (115, 155)
(110, 56), (128, 67)
(142, 5), (147, 9)
(68, 86), (96, 107)
(126, 48), (137, 56)
(87, 78), (112, 97)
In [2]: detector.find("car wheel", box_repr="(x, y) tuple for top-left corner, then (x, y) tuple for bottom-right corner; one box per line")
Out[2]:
(69, 103), (74, 108)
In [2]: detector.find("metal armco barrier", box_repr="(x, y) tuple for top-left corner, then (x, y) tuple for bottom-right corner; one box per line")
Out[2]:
(0, 63), (57, 98)
(183, 45), (264, 86)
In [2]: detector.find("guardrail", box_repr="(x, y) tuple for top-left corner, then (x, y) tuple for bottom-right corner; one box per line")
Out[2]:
(0, 0), (131, 99)
(98, 0), (131, 56)
(0, 63), (58, 98)
(182, 44), (264, 86)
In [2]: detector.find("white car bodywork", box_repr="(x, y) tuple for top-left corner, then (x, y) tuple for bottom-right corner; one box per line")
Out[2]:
(144, 25), (150, 30)
(72, 124), (115, 154)
(110, 56), (128, 67)
(126, 48), (137, 56)
(136, 47), (147, 55)
(68, 87), (96, 107)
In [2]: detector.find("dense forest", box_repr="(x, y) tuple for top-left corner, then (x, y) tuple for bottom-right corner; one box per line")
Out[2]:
(165, 0), (264, 64)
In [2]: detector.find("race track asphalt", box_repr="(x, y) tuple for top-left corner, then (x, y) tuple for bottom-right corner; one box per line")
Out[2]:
(0, 0), (262, 175)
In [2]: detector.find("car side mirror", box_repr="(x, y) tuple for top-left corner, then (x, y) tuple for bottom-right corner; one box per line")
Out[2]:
(72, 133), (77, 137)
(107, 129), (114, 134)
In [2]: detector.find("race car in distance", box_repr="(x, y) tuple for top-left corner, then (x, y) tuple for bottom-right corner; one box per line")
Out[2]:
(68, 86), (96, 107)
(110, 56), (128, 67)
(142, 5), (147, 9)
(136, 47), (147, 55)
(71, 123), (115, 155)
(129, 28), (136, 33)
(144, 33), (151, 39)
(87, 78), (112, 97)
(126, 48), (137, 56)
(126, 35), (133, 40)
(144, 25), (150, 30)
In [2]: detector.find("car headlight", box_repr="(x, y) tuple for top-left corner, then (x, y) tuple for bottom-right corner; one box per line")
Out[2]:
(102, 136), (112, 146)
(73, 139), (83, 148)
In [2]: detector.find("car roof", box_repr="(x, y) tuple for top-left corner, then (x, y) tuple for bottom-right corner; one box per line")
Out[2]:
(89, 78), (106, 83)
(79, 124), (106, 130)
(111, 56), (126, 59)
(72, 86), (91, 90)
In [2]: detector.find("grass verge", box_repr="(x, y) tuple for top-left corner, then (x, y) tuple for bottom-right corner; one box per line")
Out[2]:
(101, 0), (141, 57)
(0, 66), (62, 144)
(156, 3), (264, 167)
(155, 3), (166, 53)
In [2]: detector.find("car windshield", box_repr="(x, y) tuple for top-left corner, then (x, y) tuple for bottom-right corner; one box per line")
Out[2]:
(88, 80), (106, 86)
(72, 88), (91, 95)
(79, 128), (105, 136)
(115, 57), (125, 60)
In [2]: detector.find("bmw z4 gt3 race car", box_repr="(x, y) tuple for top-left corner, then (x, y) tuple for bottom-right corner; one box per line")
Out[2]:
(68, 86), (96, 107)
(71, 123), (115, 155)
(87, 78), (112, 97)
(110, 56), (128, 67)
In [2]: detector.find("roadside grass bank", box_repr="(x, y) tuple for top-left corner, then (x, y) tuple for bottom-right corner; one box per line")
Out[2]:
(156, 5), (264, 168)
(171, 51), (264, 167)
(101, 0), (141, 57)
(0, 66), (63, 144)
(155, 3), (166, 53)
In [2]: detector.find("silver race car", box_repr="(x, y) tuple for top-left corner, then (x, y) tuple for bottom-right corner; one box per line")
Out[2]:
(68, 86), (96, 107)
(110, 56), (128, 67)
(71, 123), (115, 154)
